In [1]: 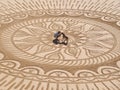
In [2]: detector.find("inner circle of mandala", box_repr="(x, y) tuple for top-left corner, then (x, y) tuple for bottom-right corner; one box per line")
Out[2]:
(13, 18), (115, 59)
(1, 17), (120, 66)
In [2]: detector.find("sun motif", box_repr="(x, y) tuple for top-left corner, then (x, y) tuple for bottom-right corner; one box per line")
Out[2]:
(12, 18), (115, 61)
(0, 0), (120, 90)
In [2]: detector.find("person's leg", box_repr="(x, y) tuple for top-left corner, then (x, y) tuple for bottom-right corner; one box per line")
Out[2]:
(63, 37), (68, 45)
(53, 39), (59, 44)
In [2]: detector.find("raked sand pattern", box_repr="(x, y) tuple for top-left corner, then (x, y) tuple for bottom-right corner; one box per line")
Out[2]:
(0, 0), (120, 90)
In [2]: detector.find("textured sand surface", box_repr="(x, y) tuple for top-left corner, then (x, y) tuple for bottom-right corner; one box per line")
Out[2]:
(0, 0), (120, 90)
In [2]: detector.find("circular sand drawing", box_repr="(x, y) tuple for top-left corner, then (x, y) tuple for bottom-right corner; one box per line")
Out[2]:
(1, 17), (120, 66)
(13, 18), (115, 59)
(0, 0), (120, 90)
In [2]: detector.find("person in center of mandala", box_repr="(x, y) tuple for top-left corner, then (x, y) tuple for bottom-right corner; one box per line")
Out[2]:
(53, 31), (68, 45)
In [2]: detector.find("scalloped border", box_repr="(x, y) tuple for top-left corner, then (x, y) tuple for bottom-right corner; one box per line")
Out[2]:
(0, 0), (120, 89)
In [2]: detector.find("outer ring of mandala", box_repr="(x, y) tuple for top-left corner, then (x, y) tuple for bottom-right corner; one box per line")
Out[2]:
(0, 0), (120, 89)
(1, 17), (120, 66)
(0, 59), (120, 84)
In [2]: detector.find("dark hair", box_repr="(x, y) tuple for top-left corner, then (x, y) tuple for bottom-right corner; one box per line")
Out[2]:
(56, 31), (61, 38)
(58, 31), (61, 34)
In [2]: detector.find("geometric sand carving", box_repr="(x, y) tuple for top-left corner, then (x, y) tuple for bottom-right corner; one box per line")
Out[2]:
(0, 0), (120, 90)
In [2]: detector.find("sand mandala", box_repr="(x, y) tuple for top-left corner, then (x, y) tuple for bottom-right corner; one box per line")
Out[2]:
(0, 0), (120, 90)
(1, 18), (118, 66)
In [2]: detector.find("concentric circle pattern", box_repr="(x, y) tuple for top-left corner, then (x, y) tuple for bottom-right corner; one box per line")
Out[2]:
(13, 18), (115, 59)
(0, 0), (120, 90)
(1, 18), (120, 66)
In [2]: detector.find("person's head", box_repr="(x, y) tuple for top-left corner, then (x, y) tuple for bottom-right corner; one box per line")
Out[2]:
(58, 31), (61, 34)
(56, 31), (61, 38)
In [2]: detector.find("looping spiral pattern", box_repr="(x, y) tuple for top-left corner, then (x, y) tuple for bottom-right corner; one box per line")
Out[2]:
(84, 11), (101, 18)
(1, 17), (119, 66)
(11, 12), (28, 19)
(28, 10), (46, 17)
(20, 66), (44, 75)
(101, 16), (118, 22)
(0, 59), (120, 83)
(0, 60), (20, 69)
(0, 10), (120, 25)
(0, 0), (120, 89)
(46, 10), (64, 15)
(65, 10), (84, 16)
(0, 15), (13, 24)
